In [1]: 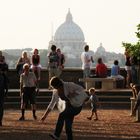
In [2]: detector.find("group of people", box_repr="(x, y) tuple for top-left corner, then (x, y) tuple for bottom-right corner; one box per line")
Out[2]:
(81, 45), (124, 83)
(16, 45), (65, 81)
(124, 48), (140, 117)
(16, 45), (65, 122)
(0, 45), (101, 140)
(1, 44), (139, 140)
(124, 48), (139, 87)
(40, 77), (99, 140)
(47, 45), (65, 87)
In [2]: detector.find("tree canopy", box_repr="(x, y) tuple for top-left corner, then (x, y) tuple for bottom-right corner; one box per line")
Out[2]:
(122, 24), (140, 61)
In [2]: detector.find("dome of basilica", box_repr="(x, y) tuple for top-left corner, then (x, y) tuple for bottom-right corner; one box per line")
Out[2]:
(54, 10), (85, 41)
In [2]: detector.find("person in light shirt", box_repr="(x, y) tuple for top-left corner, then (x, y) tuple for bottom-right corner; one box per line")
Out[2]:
(81, 45), (94, 78)
(19, 63), (37, 121)
(111, 60), (124, 80)
(41, 76), (89, 140)
(87, 88), (99, 121)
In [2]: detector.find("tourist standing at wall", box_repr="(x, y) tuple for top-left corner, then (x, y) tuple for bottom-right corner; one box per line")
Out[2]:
(0, 51), (9, 74)
(130, 56), (138, 85)
(41, 76), (89, 140)
(56, 48), (65, 77)
(16, 51), (31, 75)
(47, 45), (59, 86)
(19, 63), (37, 121)
(0, 51), (6, 65)
(124, 48), (132, 88)
(81, 45), (94, 78)
(0, 65), (8, 126)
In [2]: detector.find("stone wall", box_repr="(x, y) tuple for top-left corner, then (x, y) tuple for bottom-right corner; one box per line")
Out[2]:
(8, 68), (127, 89)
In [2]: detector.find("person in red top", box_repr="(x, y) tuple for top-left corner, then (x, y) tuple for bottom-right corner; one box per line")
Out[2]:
(96, 57), (107, 78)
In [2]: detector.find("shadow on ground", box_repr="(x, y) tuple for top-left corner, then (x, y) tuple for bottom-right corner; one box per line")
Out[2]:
(0, 109), (140, 140)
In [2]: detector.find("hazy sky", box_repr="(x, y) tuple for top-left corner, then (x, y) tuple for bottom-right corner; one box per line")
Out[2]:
(0, 0), (140, 53)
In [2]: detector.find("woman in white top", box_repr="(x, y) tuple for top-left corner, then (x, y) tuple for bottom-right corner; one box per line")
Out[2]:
(41, 76), (89, 140)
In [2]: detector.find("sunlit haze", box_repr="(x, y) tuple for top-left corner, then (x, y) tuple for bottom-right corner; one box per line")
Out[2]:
(0, 0), (140, 53)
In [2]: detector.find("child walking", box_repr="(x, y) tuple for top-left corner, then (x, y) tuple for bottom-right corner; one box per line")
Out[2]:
(87, 87), (99, 121)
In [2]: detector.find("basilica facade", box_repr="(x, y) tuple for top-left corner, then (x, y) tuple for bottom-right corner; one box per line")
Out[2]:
(48, 10), (86, 67)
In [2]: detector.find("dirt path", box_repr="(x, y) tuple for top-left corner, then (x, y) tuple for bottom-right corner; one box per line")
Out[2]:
(0, 109), (140, 140)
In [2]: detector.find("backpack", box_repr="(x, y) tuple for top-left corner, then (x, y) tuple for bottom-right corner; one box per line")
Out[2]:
(48, 52), (59, 68)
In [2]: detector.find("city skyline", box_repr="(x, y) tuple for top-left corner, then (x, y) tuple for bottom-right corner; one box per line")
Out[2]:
(0, 0), (140, 53)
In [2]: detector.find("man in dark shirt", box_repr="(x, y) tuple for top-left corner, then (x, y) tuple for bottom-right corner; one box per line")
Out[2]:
(0, 65), (8, 126)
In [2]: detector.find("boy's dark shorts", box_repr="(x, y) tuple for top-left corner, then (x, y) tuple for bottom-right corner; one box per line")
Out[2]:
(21, 87), (36, 105)
(92, 104), (97, 112)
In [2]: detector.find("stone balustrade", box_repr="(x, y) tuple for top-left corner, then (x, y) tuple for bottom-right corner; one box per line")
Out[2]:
(7, 68), (127, 89)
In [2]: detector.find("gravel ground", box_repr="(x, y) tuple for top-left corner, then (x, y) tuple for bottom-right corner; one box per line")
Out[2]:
(0, 109), (140, 140)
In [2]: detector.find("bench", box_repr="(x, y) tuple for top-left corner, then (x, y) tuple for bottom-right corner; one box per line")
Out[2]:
(79, 77), (116, 90)
(130, 84), (140, 122)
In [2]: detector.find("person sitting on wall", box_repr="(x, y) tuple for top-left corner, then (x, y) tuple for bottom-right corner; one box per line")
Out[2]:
(16, 51), (31, 75)
(31, 48), (42, 81)
(95, 57), (107, 78)
(111, 60), (125, 87)
(93, 57), (108, 88)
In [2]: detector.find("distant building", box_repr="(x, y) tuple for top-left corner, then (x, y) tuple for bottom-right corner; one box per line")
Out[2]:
(48, 9), (86, 67)
(96, 43), (106, 56)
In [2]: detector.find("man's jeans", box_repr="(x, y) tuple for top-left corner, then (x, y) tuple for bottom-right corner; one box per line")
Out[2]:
(54, 102), (82, 140)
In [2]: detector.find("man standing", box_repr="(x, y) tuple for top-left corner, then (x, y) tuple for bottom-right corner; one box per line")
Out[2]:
(19, 63), (37, 120)
(56, 48), (65, 77)
(81, 45), (94, 78)
(47, 45), (59, 82)
(0, 65), (8, 126)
